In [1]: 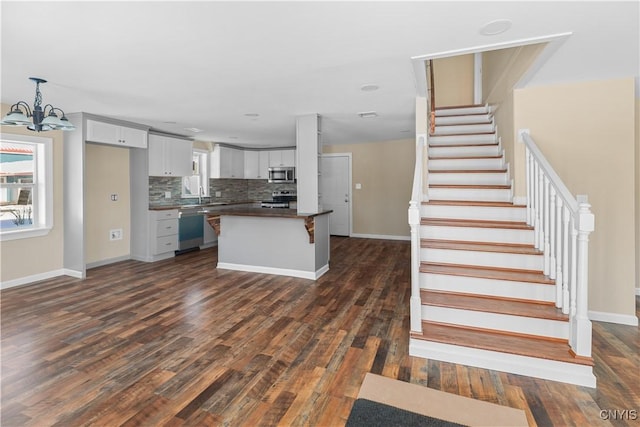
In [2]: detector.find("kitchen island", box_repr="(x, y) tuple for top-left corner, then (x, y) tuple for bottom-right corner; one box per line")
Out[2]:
(206, 208), (332, 280)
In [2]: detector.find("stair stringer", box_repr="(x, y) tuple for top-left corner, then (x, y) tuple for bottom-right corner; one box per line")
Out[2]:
(409, 337), (597, 388)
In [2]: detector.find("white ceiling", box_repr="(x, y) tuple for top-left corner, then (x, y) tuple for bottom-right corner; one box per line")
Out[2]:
(2, 1), (638, 148)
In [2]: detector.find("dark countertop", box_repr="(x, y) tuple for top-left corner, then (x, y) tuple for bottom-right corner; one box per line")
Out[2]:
(149, 201), (254, 211)
(209, 207), (332, 219)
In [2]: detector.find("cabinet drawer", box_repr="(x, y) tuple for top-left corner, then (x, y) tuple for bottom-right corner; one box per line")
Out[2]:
(156, 218), (178, 237)
(154, 235), (178, 254)
(151, 209), (179, 220)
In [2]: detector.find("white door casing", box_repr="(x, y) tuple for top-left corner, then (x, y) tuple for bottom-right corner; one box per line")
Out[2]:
(320, 154), (351, 236)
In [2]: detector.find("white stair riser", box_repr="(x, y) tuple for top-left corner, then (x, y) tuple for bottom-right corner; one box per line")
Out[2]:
(421, 305), (568, 339)
(409, 339), (596, 388)
(429, 158), (504, 170)
(420, 273), (555, 303)
(429, 145), (501, 158)
(421, 225), (533, 244)
(421, 205), (526, 222)
(429, 172), (509, 186)
(435, 106), (490, 116)
(435, 114), (492, 125)
(428, 187), (511, 202)
(429, 134), (497, 146)
(421, 247), (543, 271)
(433, 123), (495, 135)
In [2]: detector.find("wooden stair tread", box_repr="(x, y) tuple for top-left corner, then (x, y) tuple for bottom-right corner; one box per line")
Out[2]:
(430, 131), (496, 137)
(421, 239), (542, 255)
(421, 218), (532, 230)
(428, 143), (498, 148)
(428, 169), (507, 174)
(436, 122), (492, 126)
(420, 290), (566, 321)
(429, 184), (510, 189)
(435, 104), (486, 110)
(423, 200), (526, 208)
(412, 321), (593, 366)
(420, 262), (554, 284)
(429, 155), (502, 160)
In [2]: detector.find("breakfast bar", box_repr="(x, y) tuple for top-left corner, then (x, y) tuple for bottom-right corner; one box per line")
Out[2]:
(207, 208), (332, 280)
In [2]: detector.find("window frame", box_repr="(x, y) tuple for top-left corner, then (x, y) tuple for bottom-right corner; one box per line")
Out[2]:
(182, 148), (210, 199)
(0, 133), (53, 241)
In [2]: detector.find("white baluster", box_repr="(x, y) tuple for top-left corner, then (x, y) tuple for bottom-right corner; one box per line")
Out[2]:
(543, 175), (550, 276)
(534, 163), (542, 250)
(573, 197), (594, 357)
(526, 148), (532, 226)
(549, 186), (557, 282)
(562, 205), (570, 315)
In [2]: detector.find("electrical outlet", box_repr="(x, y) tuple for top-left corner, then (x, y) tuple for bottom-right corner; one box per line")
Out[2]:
(165, 191), (172, 199)
(109, 229), (123, 241)
(110, 194), (118, 201)
(215, 191), (222, 197)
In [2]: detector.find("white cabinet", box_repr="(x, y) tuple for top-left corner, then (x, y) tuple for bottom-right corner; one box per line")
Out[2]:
(86, 119), (147, 148)
(148, 134), (193, 177)
(149, 209), (178, 256)
(211, 145), (245, 178)
(269, 149), (295, 167)
(244, 150), (270, 179)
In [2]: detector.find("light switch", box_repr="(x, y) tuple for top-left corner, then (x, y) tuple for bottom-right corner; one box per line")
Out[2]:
(355, 183), (362, 190)
(110, 194), (118, 201)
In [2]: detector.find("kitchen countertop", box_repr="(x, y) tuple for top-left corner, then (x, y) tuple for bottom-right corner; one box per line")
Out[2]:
(208, 207), (332, 219)
(148, 201), (255, 211)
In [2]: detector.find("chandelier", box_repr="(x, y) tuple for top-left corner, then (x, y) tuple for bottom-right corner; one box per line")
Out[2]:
(1, 77), (75, 132)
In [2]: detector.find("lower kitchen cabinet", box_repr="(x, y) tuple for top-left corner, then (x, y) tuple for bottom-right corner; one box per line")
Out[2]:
(149, 209), (178, 259)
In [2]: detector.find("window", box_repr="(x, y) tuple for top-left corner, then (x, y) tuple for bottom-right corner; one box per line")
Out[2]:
(182, 149), (209, 199)
(0, 133), (53, 240)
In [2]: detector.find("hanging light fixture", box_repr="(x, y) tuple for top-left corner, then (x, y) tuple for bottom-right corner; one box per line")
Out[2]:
(1, 77), (75, 132)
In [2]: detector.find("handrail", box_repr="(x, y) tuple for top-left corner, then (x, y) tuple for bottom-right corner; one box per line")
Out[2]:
(408, 133), (426, 333)
(428, 60), (435, 135)
(520, 130), (594, 357)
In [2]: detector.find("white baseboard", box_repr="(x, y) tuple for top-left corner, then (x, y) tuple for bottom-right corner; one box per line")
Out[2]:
(350, 233), (410, 241)
(589, 310), (639, 326)
(86, 255), (130, 269)
(216, 262), (329, 280)
(1, 268), (82, 290)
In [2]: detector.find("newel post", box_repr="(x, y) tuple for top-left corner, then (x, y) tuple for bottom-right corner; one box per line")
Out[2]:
(572, 195), (594, 357)
(409, 202), (423, 333)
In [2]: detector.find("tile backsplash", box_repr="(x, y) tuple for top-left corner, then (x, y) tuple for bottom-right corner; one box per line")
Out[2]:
(148, 176), (296, 207)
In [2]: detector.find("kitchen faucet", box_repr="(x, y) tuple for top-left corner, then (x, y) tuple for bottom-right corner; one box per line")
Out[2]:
(198, 185), (204, 205)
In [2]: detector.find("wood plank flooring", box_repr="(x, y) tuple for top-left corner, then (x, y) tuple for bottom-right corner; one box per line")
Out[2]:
(1, 237), (638, 426)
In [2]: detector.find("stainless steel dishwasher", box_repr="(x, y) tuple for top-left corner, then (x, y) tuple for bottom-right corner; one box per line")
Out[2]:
(177, 207), (204, 253)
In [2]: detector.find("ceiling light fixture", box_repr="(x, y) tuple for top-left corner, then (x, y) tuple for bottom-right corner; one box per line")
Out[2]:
(244, 113), (260, 117)
(360, 84), (380, 92)
(184, 127), (203, 133)
(479, 19), (512, 36)
(1, 77), (75, 132)
(357, 111), (378, 119)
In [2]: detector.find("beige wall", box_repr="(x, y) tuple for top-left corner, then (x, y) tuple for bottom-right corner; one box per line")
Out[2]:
(323, 138), (414, 238)
(85, 143), (131, 265)
(0, 104), (65, 283)
(433, 55), (474, 108)
(513, 78), (636, 317)
(483, 44), (545, 172)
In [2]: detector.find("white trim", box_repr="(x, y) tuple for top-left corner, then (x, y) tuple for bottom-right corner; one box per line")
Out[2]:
(86, 255), (131, 269)
(636, 287), (640, 296)
(350, 233), (410, 241)
(409, 338), (596, 388)
(0, 226), (52, 241)
(588, 310), (639, 326)
(513, 196), (527, 205)
(0, 268), (80, 290)
(410, 32), (573, 61)
(216, 262), (329, 280)
(473, 52), (482, 104)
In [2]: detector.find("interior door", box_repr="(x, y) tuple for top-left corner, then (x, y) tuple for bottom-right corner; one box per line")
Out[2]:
(320, 154), (351, 236)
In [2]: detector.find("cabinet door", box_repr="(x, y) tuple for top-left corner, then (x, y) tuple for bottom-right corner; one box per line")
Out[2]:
(244, 151), (259, 179)
(86, 120), (119, 145)
(120, 126), (148, 148)
(218, 146), (233, 178)
(148, 135), (166, 176)
(282, 149), (295, 167)
(268, 150), (283, 167)
(166, 137), (193, 176)
(258, 151), (270, 179)
(230, 149), (245, 178)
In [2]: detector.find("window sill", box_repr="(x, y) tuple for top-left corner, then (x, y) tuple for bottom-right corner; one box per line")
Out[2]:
(0, 226), (52, 242)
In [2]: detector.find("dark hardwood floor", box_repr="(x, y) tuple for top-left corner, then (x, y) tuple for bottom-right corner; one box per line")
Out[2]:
(1, 237), (638, 426)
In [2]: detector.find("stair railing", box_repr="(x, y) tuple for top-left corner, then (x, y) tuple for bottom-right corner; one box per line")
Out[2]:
(520, 129), (594, 357)
(428, 60), (436, 135)
(409, 132), (427, 333)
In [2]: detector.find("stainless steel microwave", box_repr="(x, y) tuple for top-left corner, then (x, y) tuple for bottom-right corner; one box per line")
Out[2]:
(268, 167), (295, 183)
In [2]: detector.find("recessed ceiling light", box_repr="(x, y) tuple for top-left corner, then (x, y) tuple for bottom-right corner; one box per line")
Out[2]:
(479, 19), (512, 36)
(400, 129), (412, 133)
(244, 113), (260, 117)
(360, 84), (380, 92)
(357, 111), (378, 119)
(228, 136), (239, 139)
(162, 121), (177, 124)
(184, 127), (203, 133)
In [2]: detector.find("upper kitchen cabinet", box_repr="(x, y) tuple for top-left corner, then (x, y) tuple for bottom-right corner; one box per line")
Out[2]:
(211, 145), (245, 178)
(86, 119), (148, 148)
(244, 150), (270, 179)
(148, 134), (193, 177)
(269, 149), (295, 167)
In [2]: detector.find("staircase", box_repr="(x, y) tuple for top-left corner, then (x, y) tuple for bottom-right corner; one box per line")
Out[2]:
(408, 105), (596, 388)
